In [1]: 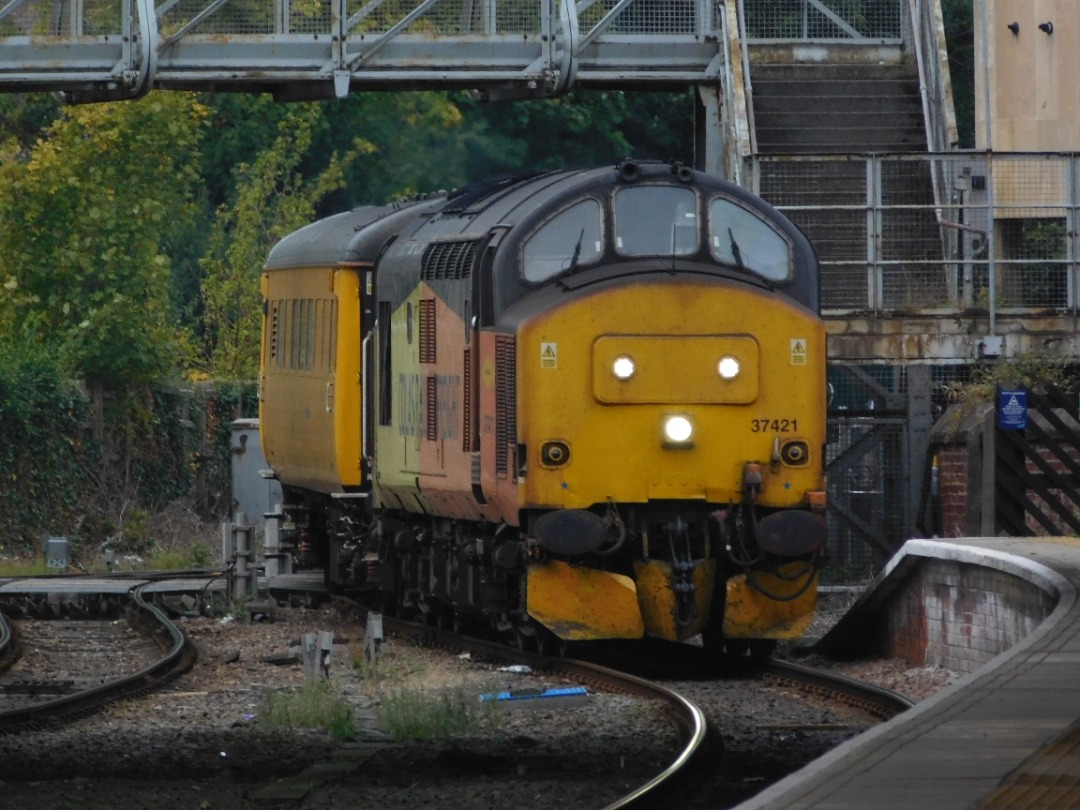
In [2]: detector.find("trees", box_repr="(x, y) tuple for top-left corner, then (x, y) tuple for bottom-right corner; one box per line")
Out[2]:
(0, 93), (208, 384)
(195, 105), (355, 379)
(0, 85), (692, 550)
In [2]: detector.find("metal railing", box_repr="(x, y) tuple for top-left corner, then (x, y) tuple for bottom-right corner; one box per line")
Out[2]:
(0, 0), (723, 101)
(738, 0), (902, 43)
(753, 152), (1080, 317)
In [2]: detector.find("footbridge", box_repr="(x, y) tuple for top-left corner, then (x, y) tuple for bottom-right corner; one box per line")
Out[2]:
(0, 0), (726, 102)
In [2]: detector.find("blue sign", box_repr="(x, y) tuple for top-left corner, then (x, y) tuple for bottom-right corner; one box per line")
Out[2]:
(998, 388), (1028, 430)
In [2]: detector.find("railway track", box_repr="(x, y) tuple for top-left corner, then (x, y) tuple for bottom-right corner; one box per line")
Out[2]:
(0, 582), (197, 732)
(761, 658), (914, 720)
(338, 598), (912, 809)
(0, 575), (914, 808)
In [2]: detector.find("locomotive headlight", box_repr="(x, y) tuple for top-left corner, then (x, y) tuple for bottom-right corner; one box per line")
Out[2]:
(612, 355), (636, 381)
(717, 356), (741, 380)
(662, 414), (694, 446)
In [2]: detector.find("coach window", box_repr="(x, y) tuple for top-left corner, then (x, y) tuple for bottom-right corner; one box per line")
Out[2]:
(522, 199), (602, 283)
(709, 197), (792, 281)
(614, 186), (698, 257)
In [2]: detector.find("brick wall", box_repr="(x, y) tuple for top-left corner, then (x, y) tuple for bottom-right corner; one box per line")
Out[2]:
(882, 559), (1053, 672)
(937, 446), (968, 538)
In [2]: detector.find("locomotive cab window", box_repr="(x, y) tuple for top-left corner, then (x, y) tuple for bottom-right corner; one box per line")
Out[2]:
(522, 199), (603, 283)
(709, 197), (793, 281)
(614, 186), (698, 257)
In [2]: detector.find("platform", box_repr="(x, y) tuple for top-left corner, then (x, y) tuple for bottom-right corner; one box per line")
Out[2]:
(738, 536), (1080, 809)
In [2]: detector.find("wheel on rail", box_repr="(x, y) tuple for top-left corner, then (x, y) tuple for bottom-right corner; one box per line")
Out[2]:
(512, 628), (532, 651)
(748, 639), (778, 659)
(512, 622), (539, 652)
(534, 627), (560, 657)
(724, 638), (777, 659)
(433, 604), (452, 630)
(726, 639), (751, 657)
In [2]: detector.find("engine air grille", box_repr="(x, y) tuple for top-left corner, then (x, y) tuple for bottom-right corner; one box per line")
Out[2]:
(421, 239), (479, 280)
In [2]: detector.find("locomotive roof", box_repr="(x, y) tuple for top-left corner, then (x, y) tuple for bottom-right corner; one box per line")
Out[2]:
(264, 199), (437, 270)
(264, 163), (811, 278)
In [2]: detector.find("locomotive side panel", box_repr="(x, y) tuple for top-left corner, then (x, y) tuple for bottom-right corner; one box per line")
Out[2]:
(371, 282), (500, 521)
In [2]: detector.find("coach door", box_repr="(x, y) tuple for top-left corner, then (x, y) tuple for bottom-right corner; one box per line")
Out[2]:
(260, 265), (365, 493)
(315, 265), (366, 492)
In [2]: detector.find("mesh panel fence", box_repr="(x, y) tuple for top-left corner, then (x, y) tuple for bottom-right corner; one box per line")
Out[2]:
(741, 0), (901, 40)
(0, 0), (124, 36)
(5, 0), (724, 39)
(756, 152), (1080, 315)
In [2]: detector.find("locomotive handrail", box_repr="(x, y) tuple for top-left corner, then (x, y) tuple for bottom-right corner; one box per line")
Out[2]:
(361, 332), (371, 463)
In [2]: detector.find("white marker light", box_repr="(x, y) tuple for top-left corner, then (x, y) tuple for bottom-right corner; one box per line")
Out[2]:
(717, 356), (740, 380)
(663, 415), (693, 444)
(612, 355), (636, 380)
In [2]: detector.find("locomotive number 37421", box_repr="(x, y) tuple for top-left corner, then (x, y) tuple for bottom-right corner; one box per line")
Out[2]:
(750, 418), (798, 433)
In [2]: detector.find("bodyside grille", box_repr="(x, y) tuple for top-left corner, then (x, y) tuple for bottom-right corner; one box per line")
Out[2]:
(495, 335), (516, 477)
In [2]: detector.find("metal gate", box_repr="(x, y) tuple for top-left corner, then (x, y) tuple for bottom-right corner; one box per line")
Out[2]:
(995, 383), (1080, 537)
(825, 364), (932, 576)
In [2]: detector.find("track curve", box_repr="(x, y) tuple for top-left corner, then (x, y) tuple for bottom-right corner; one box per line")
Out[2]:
(0, 580), (197, 732)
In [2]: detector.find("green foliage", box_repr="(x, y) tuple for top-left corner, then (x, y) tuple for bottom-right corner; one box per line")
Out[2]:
(0, 95), (61, 152)
(941, 0), (975, 148)
(942, 352), (1078, 404)
(0, 360), (253, 555)
(0, 93), (208, 385)
(0, 557), (50, 576)
(456, 89), (695, 180)
(259, 678), (358, 741)
(0, 337), (90, 548)
(195, 106), (356, 379)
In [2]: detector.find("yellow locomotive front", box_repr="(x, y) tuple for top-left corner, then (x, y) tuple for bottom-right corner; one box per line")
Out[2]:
(507, 165), (827, 651)
(517, 281), (826, 646)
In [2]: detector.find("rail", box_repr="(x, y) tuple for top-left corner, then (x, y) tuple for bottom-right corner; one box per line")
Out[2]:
(0, 581), (195, 731)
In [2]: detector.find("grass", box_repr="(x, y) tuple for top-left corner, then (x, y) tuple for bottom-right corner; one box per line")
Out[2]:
(0, 540), (215, 577)
(258, 678), (358, 741)
(0, 558), (51, 576)
(257, 639), (501, 744)
(378, 683), (497, 741)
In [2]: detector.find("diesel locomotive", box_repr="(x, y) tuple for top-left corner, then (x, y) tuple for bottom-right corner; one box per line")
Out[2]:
(259, 160), (827, 654)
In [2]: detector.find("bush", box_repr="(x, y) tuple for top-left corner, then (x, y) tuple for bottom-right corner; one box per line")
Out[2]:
(0, 340), (90, 551)
(0, 338), (256, 558)
(258, 678), (358, 741)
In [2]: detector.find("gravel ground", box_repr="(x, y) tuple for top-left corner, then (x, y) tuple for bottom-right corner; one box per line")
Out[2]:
(0, 597), (959, 810)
